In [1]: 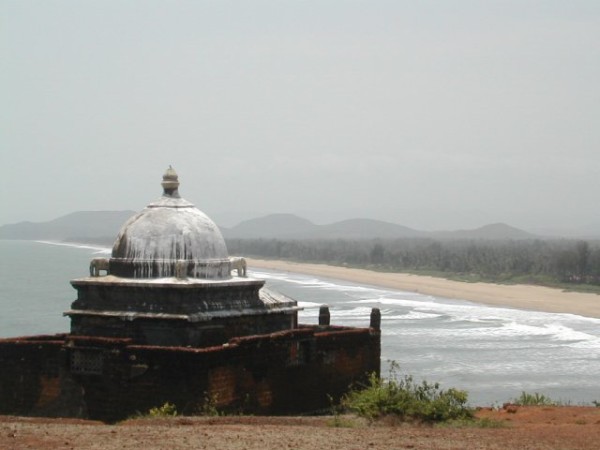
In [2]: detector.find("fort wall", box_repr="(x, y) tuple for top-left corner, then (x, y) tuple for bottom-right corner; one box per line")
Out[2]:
(0, 325), (380, 422)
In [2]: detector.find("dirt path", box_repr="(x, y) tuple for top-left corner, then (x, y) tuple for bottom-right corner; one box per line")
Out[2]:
(2, 407), (599, 450)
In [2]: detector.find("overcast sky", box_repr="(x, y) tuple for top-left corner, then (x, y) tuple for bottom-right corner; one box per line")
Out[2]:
(2, 1), (599, 233)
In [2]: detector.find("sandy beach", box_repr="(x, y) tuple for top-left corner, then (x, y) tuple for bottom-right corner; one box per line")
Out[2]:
(247, 259), (600, 319)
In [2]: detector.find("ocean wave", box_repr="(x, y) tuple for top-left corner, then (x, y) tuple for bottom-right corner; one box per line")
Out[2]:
(545, 323), (599, 342)
(393, 321), (600, 348)
(383, 311), (443, 320)
(250, 270), (387, 294)
(566, 338), (600, 350)
(347, 297), (439, 307)
(249, 271), (335, 288)
(297, 301), (323, 308)
(36, 240), (111, 254)
(326, 306), (373, 317)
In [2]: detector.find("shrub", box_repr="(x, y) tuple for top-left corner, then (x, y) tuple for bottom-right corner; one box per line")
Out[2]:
(198, 392), (221, 416)
(341, 363), (473, 423)
(513, 392), (556, 406)
(146, 402), (178, 417)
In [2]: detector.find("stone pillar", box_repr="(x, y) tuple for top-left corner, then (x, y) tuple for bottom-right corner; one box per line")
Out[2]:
(175, 260), (188, 280)
(318, 305), (330, 326)
(370, 308), (381, 330)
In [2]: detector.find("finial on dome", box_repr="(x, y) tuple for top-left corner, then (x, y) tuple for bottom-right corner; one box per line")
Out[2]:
(161, 165), (180, 197)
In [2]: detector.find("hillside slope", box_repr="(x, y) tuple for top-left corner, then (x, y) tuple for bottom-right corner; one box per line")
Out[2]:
(0, 210), (134, 242)
(2, 211), (539, 242)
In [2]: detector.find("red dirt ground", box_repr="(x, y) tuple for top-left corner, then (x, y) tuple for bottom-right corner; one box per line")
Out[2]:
(1, 406), (599, 450)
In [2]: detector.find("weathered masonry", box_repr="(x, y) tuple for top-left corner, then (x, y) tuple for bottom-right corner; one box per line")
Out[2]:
(0, 168), (380, 422)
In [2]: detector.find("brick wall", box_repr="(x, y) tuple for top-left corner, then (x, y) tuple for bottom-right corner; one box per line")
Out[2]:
(0, 326), (380, 422)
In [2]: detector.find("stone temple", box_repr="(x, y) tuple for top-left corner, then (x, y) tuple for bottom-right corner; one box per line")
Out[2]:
(67, 166), (300, 347)
(0, 168), (380, 422)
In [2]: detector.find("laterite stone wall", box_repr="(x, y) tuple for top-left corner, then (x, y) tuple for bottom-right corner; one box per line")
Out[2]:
(0, 326), (380, 422)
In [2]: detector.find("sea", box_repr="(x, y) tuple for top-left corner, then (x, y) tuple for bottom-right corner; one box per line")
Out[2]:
(2, 239), (600, 407)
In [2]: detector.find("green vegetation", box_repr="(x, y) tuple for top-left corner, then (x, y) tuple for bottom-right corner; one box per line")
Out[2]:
(134, 386), (592, 427)
(197, 392), (222, 416)
(470, 417), (507, 428)
(513, 392), (557, 406)
(136, 394), (222, 419)
(144, 402), (178, 417)
(341, 363), (473, 423)
(227, 237), (600, 293)
(327, 415), (358, 428)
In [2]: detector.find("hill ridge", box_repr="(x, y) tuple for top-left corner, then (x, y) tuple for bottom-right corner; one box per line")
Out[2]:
(2, 211), (538, 241)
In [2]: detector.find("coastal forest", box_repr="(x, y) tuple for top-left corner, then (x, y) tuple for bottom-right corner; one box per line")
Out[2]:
(226, 238), (600, 291)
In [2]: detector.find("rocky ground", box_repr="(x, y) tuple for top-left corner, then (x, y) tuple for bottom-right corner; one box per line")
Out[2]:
(1, 406), (599, 450)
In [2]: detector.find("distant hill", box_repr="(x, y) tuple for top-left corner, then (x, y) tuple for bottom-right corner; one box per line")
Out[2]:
(225, 215), (536, 240)
(0, 210), (135, 242)
(222, 214), (316, 239)
(2, 211), (540, 243)
(305, 218), (424, 240)
(432, 223), (536, 240)
(224, 215), (424, 239)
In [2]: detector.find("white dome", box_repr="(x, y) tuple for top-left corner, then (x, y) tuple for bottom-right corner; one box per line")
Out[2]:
(109, 168), (230, 279)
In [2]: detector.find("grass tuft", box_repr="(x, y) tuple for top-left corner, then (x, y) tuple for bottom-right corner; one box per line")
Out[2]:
(139, 402), (178, 418)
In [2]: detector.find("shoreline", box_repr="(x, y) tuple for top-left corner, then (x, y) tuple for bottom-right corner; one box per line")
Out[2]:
(247, 258), (600, 319)
(18, 240), (600, 319)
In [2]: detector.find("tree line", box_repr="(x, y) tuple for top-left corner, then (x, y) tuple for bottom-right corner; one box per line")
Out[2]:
(226, 238), (600, 287)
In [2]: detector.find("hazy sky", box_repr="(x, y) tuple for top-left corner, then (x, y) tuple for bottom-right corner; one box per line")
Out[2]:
(2, 1), (599, 233)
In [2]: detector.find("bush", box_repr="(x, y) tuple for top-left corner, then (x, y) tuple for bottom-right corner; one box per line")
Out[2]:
(341, 363), (473, 423)
(513, 392), (557, 406)
(146, 402), (178, 417)
(198, 392), (221, 416)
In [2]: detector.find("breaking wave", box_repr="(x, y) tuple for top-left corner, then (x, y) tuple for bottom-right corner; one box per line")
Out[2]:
(36, 240), (111, 255)
(255, 267), (600, 406)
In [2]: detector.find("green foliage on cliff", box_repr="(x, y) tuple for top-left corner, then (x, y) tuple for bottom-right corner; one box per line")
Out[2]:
(341, 364), (473, 423)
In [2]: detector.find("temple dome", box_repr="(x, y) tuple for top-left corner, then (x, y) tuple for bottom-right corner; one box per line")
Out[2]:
(109, 167), (231, 279)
